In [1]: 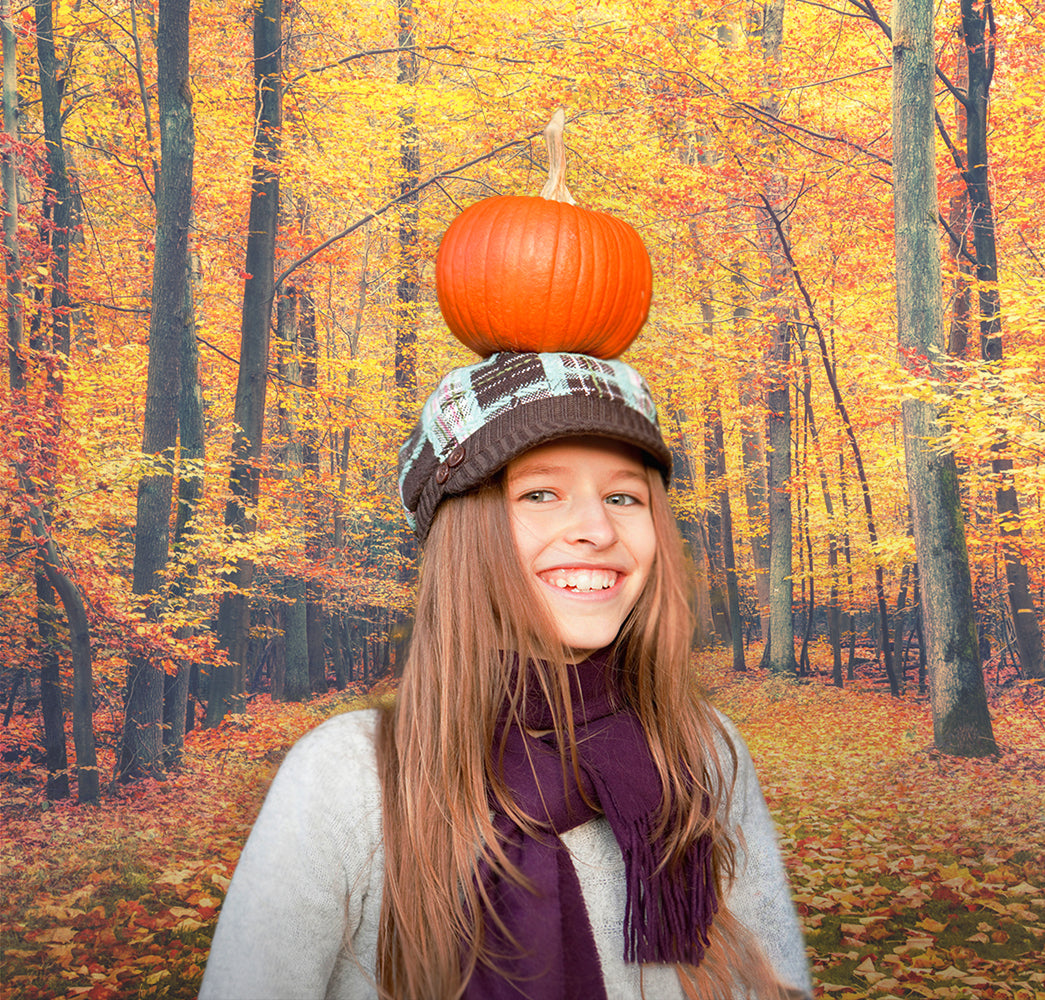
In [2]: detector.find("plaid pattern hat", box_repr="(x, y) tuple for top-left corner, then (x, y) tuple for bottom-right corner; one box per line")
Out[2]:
(398, 352), (672, 540)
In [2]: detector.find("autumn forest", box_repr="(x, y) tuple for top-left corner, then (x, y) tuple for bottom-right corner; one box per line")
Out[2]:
(1, 0), (1043, 994)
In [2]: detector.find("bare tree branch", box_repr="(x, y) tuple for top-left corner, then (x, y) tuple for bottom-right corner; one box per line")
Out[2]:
(273, 129), (545, 289)
(286, 44), (459, 92)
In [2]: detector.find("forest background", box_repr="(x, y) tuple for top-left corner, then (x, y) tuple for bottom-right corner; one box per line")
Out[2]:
(1, 0), (1044, 994)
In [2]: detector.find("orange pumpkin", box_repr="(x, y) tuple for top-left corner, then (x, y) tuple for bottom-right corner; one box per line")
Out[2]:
(434, 112), (652, 359)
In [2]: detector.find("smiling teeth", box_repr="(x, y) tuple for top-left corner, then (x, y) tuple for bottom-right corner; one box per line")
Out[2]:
(541, 569), (618, 592)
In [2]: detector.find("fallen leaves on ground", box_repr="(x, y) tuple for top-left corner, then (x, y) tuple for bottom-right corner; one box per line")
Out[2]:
(2, 660), (1043, 999)
(706, 654), (1045, 999)
(0, 686), (372, 1000)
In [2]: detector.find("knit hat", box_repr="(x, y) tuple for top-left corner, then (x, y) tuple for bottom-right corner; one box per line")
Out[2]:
(398, 351), (672, 540)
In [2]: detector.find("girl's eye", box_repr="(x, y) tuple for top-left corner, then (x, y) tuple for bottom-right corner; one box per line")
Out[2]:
(605, 493), (640, 507)
(521, 489), (556, 503)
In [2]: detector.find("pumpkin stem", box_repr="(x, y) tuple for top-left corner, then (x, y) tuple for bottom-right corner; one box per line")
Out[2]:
(539, 109), (576, 205)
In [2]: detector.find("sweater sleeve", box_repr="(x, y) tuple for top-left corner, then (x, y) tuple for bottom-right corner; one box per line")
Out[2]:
(199, 710), (384, 1000)
(717, 713), (813, 998)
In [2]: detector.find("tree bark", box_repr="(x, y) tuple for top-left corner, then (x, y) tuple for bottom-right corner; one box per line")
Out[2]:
(34, 0), (70, 357)
(165, 216), (203, 767)
(957, 0), (1045, 681)
(732, 266), (771, 646)
(28, 0), (98, 802)
(36, 571), (70, 799)
(893, 0), (996, 755)
(2, 0), (24, 387)
(762, 312), (798, 675)
(945, 37), (972, 359)
(797, 328), (843, 685)
(395, 0), (419, 417)
(667, 404), (715, 645)
(210, 0), (282, 725)
(709, 400), (746, 671)
(122, 0), (195, 779)
(756, 0), (798, 675)
(284, 576), (310, 702)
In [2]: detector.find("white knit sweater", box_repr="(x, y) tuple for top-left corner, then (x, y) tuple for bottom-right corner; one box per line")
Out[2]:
(200, 709), (812, 999)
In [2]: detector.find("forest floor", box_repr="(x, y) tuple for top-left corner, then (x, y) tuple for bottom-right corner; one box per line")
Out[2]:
(1, 644), (1043, 1000)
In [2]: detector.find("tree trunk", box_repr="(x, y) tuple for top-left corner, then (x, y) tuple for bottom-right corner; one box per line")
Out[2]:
(300, 291), (326, 695)
(733, 267), (771, 645)
(34, 0), (70, 357)
(36, 571), (70, 799)
(24, 499), (99, 800)
(284, 577), (310, 702)
(2, 0), (24, 386)
(395, 0), (419, 417)
(667, 413), (715, 645)
(893, 0), (996, 755)
(755, 0), (798, 675)
(307, 586), (326, 694)
(709, 401), (746, 671)
(210, 0), (282, 725)
(165, 216), (203, 769)
(893, 560), (912, 685)
(945, 36), (972, 359)
(702, 421), (731, 646)
(29, 0), (97, 802)
(122, 0), (194, 780)
(763, 311), (799, 675)
(951, 0), (1045, 680)
(797, 327), (843, 685)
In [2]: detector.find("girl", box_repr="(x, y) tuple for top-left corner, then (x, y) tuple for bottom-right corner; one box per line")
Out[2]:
(200, 351), (812, 1000)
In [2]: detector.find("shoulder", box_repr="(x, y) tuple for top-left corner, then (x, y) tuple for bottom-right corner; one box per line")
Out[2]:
(283, 706), (381, 768)
(260, 708), (383, 832)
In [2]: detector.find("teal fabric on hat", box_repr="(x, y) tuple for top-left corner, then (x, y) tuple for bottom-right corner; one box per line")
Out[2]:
(398, 352), (671, 540)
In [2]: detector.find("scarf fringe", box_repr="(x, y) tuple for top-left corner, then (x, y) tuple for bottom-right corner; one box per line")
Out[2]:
(621, 811), (719, 966)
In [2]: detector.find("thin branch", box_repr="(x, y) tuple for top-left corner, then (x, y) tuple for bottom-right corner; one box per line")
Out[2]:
(273, 129), (545, 290)
(1018, 231), (1045, 276)
(934, 110), (966, 175)
(784, 63), (891, 91)
(195, 334), (325, 393)
(938, 213), (978, 268)
(733, 101), (893, 167)
(286, 44), (458, 92)
(82, 300), (151, 315)
(842, 0), (891, 38)
(936, 65), (968, 107)
(126, 0), (158, 198)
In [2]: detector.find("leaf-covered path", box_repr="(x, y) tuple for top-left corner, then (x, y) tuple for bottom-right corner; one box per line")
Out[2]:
(713, 667), (1045, 999)
(2, 659), (1043, 999)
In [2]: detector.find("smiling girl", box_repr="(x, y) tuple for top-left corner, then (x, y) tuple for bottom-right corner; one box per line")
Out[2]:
(200, 351), (812, 1000)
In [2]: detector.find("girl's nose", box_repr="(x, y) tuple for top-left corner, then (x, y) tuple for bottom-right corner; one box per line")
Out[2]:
(563, 494), (616, 548)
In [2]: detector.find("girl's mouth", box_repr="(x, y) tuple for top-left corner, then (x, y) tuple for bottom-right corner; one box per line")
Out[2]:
(537, 568), (620, 593)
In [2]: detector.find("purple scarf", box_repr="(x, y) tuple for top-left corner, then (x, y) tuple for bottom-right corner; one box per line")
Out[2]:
(463, 651), (718, 999)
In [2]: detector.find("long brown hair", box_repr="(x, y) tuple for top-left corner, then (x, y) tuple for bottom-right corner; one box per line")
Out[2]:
(374, 467), (789, 999)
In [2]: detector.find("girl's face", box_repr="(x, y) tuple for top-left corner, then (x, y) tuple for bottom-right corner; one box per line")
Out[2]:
(505, 436), (657, 660)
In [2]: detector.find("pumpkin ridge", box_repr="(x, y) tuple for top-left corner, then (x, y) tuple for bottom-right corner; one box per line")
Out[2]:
(433, 213), (457, 336)
(608, 213), (648, 353)
(540, 200), (565, 346)
(555, 203), (583, 344)
(569, 205), (596, 348)
(611, 216), (636, 350)
(454, 202), (486, 343)
(591, 207), (619, 352)
(480, 197), (515, 351)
